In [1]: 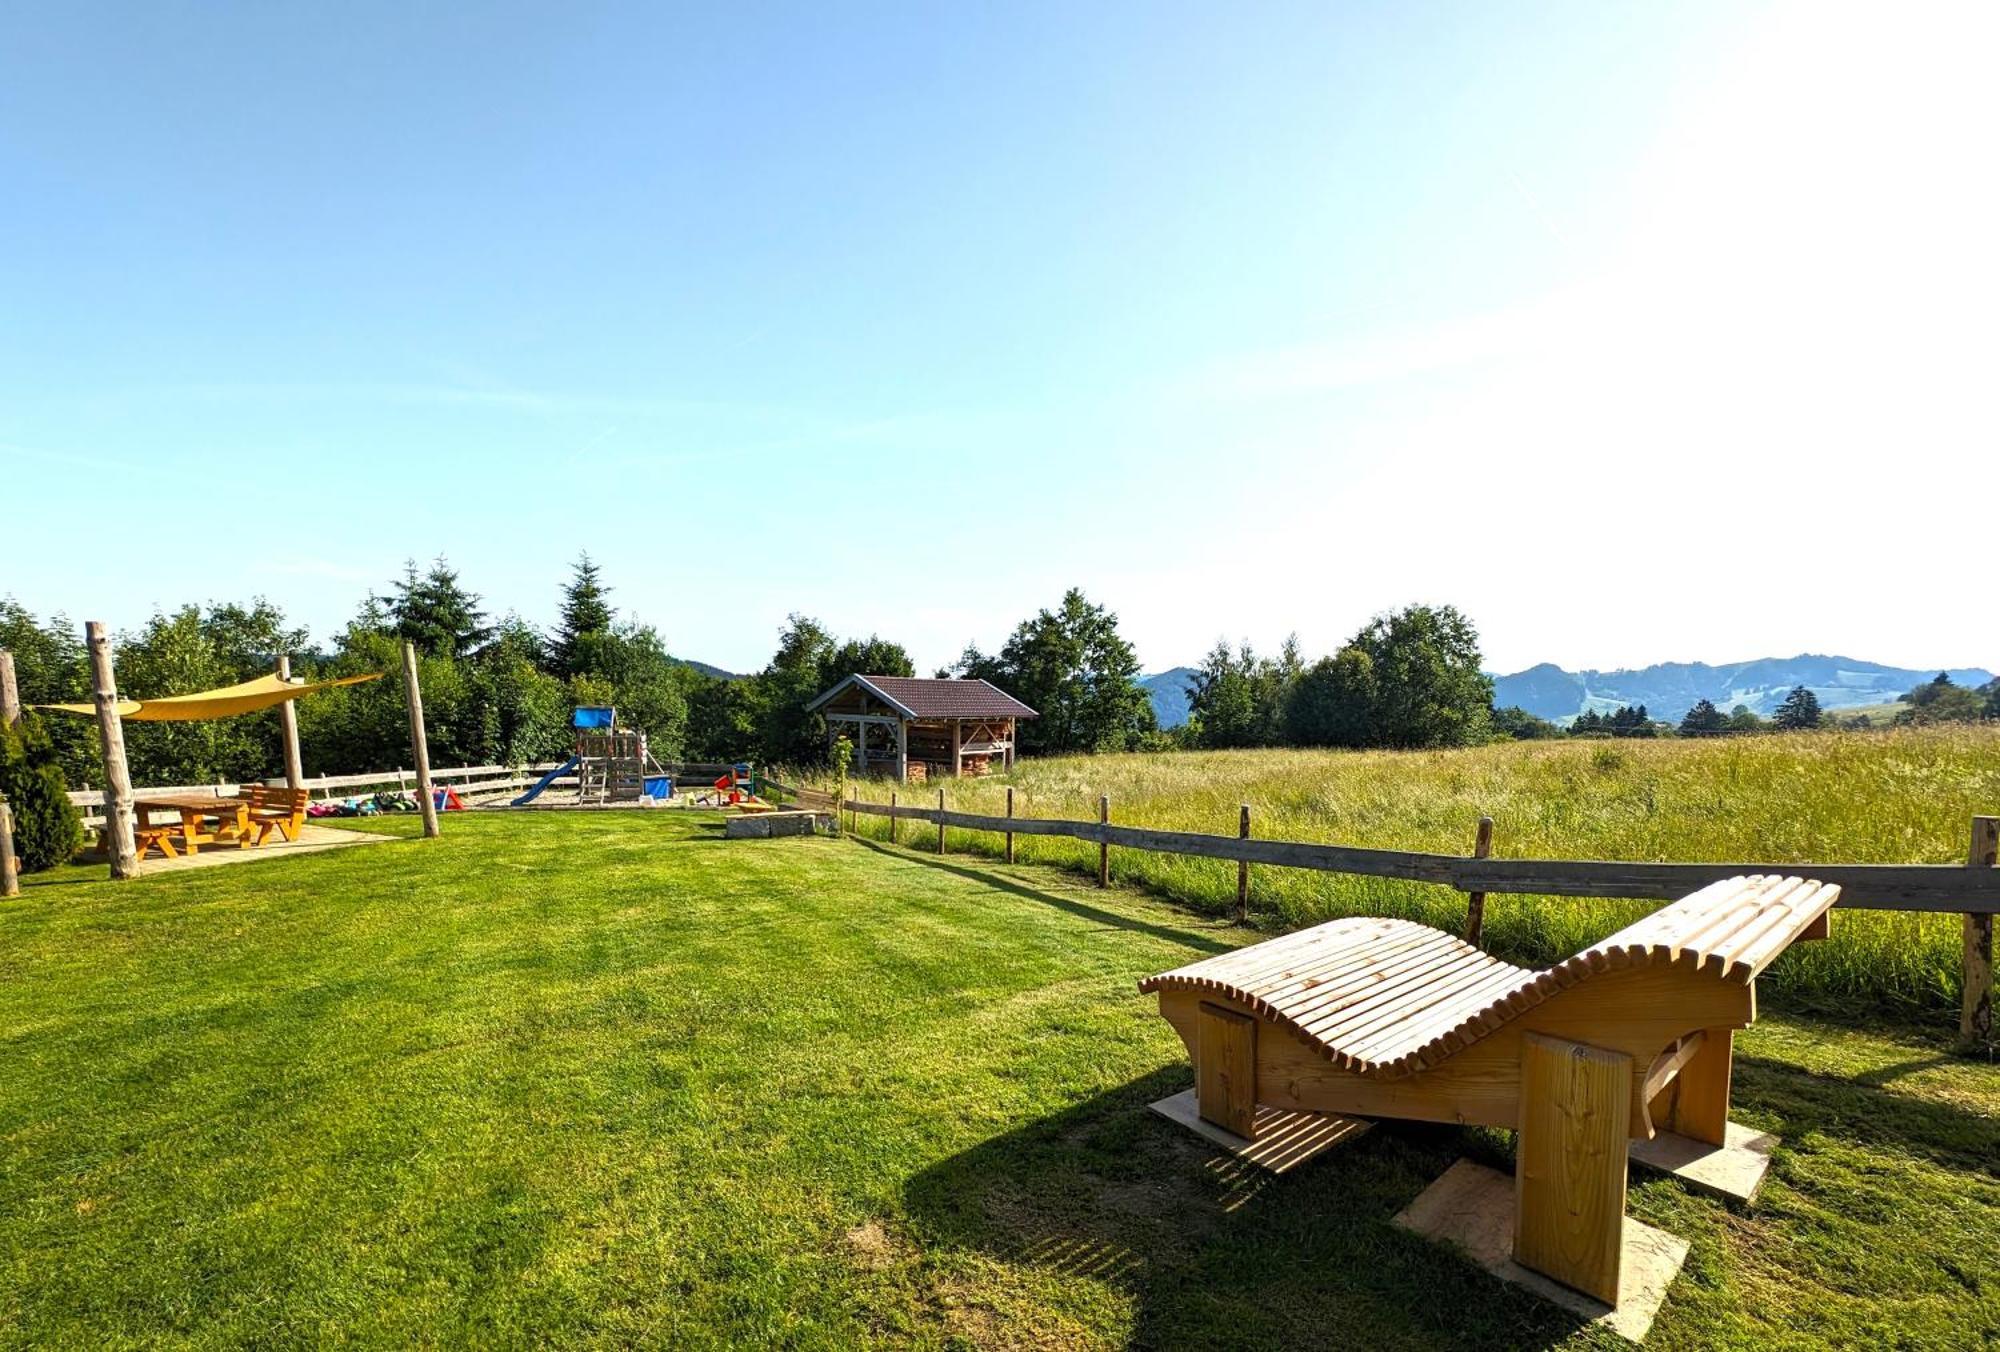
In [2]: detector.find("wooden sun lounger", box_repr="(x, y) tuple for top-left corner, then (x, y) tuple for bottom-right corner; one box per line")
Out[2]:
(1140, 875), (1838, 1308)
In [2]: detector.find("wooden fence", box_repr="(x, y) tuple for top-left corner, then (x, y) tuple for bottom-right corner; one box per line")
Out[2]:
(66, 762), (563, 828)
(69, 761), (806, 828)
(844, 791), (2000, 1040)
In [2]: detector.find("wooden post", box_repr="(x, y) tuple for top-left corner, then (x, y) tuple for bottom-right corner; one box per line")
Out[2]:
(86, 621), (139, 879)
(1515, 1033), (1632, 1305)
(1098, 795), (1110, 888)
(276, 654), (304, 790)
(1236, 803), (1251, 923)
(1005, 786), (1015, 864)
(950, 719), (962, 778)
(400, 642), (440, 839)
(1196, 1001), (1258, 1139)
(1963, 815), (1999, 1043)
(895, 718), (908, 782)
(0, 649), (20, 728)
(889, 791), (898, 845)
(937, 788), (946, 855)
(0, 798), (19, 898)
(1464, 816), (1495, 945)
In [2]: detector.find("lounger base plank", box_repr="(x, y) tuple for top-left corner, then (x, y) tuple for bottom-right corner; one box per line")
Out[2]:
(1395, 1159), (1688, 1345)
(1628, 1120), (1778, 1203)
(1147, 1089), (1371, 1174)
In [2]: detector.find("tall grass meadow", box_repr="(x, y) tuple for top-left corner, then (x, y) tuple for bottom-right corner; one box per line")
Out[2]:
(834, 725), (2000, 1014)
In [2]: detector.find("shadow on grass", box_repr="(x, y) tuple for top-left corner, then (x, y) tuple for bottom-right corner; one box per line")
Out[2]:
(902, 1066), (1581, 1350)
(850, 838), (1237, 957)
(1734, 1054), (2000, 1177)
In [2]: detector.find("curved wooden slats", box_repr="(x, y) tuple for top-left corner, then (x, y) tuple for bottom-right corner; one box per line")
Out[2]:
(1140, 875), (1838, 1080)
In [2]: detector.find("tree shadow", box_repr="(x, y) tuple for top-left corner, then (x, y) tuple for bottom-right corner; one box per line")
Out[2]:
(850, 838), (1237, 957)
(901, 1066), (1583, 1350)
(1732, 1054), (2000, 1177)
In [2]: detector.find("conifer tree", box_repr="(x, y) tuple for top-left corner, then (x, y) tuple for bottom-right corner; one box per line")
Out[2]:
(551, 553), (616, 678)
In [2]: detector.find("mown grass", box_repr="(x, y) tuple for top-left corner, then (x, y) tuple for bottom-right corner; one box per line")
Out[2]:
(2, 812), (1994, 1348)
(837, 725), (2000, 1015)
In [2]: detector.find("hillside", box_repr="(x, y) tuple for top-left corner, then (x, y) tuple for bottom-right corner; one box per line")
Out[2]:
(1491, 654), (1993, 724)
(1140, 667), (1195, 728)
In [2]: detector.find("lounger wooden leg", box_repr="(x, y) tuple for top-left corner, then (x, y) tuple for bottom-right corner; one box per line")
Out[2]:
(1516, 1033), (1632, 1306)
(1664, 1027), (1732, 1147)
(1196, 1001), (1258, 1140)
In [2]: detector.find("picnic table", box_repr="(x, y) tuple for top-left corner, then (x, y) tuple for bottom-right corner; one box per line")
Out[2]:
(133, 794), (251, 859)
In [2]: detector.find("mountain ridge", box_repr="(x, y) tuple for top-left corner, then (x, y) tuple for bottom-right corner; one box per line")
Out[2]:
(1139, 655), (1995, 728)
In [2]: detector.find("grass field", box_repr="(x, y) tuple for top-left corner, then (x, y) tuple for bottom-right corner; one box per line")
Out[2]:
(838, 725), (2000, 1014)
(3, 812), (1996, 1348)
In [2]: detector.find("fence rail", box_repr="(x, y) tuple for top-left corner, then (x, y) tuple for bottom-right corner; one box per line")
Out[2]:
(845, 792), (2000, 1040)
(842, 795), (2000, 915)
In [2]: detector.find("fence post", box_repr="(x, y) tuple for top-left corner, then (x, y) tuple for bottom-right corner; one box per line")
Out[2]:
(1005, 786), (1015, 864)
(0, 649), (20, 728)
(1099, 795), (1110, 888)
(86, 621), (139, 880)
(1236, 803), (1251, 923)
(1964, 815), (1999, 1044)
(400, 642), (440, 840)
(937, 789), (946, 855)
(0, 797), (18, 898)
(1465, 816), (1495, 945)
(889, 791), (898, 844)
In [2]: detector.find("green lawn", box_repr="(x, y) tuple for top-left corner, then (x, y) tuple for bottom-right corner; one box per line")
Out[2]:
(2, 813), (1995, 1348)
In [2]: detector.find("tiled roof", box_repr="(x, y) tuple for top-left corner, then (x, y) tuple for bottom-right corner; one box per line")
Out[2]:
(816, 675), (1038, 720)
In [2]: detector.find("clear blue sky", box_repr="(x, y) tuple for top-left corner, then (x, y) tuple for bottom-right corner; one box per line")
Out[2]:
(5, 3), (1994, 675)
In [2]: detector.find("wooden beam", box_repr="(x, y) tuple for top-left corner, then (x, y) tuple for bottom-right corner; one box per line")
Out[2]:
(85, 621), (139, 879)
(1664, 1029), (1732, 1146)
(1196, 1001), (1258, 1139)
(277, 655), (304, 790)
(1964, 816), (1999, 1043)
(1098, 795), (1110, 888)
(896, 718), (907, 782)
(950, 719), (962, 778)
(400, 642), (440, 839)
(1236, 803), (1251, 923)
(1004, 786), (1014, 864)
(0, 649), (20, 728)
(0, 798), (19, 898)
(1515, 1034), (1632, 1306)
(1465, 815), (1495, 945)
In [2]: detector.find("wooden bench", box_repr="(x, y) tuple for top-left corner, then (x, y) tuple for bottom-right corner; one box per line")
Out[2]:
(1141, 874), (1838, 1309)
(241, 784), (309, 844)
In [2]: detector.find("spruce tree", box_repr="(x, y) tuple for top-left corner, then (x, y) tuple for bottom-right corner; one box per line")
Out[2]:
(1679, 699), (1727, 736)
(1774, 685), (1823, 730)
(552, 553), (616, 678)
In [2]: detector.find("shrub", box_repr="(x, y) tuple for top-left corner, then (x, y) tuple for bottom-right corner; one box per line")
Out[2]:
(0, 714), (84, 872)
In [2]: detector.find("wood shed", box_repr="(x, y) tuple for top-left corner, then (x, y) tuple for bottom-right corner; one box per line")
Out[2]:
(807, 675), (1037, 781)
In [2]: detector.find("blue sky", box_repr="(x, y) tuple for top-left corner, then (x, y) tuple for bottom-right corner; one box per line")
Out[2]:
(4, 3), (1994, 675)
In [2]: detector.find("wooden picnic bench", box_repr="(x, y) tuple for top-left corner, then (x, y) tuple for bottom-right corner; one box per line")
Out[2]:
(1141, 874), (1838, 1310)
(240, 783), (309, 845)
(132, 793), (251, 860)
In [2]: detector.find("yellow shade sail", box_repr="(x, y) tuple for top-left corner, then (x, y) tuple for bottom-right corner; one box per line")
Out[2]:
(37, 671), (383, 722)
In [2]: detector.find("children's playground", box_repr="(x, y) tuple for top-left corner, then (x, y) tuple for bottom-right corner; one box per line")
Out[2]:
(506, 706), (776, 812)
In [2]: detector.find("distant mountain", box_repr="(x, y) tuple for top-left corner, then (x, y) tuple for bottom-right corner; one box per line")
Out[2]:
(675, 659), (743, 681)
(1491, 655), (1995, 725)
(1142, 668), (1197, 728)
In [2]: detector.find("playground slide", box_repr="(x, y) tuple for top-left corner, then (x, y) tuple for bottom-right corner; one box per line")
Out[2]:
(512, 755), (581, 806)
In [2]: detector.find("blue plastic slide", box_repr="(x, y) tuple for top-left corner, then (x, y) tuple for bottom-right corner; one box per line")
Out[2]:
(512, 754), (581, 806)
